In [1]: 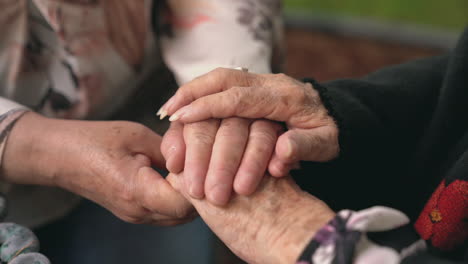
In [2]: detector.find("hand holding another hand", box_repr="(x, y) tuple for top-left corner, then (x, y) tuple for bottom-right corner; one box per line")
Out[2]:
(161, 68), (340, 176)
(161, 118), (284, 206)
(2, 112), (195, 226)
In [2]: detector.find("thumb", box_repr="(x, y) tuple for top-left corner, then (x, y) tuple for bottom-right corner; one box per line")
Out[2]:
(275, 126), (339, 164)
(136, 167), (193, 218)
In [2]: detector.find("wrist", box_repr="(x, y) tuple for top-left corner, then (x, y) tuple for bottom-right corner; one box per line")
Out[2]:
(1, 112), (59, 186)
(271, 192), (335, 263)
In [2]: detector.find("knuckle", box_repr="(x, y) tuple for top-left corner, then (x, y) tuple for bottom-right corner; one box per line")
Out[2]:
(208, 68), (227, 83)
(249, 127), (277, 144)
(215, 164), (237, 176)
(212, 67), (225, 74)
(185, 122), (218, 145)
(122, 122), (151, 138)
(189, 130), (215, 146)
(241, 160), (266, 176)
(231, 87), (248, 113)
(275, 73), (288, 80)
(250, 73), (268, 87)
(251, 143), (273, 158)
(218, 119), (249, 138)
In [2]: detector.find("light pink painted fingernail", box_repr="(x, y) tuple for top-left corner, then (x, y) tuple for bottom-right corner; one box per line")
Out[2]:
(159, 110), (168, 120)
(156, 107), (163, 116)
(156, 103), (169, 119)
(169, 106), (190, 122)
(169, 112), (181, 122)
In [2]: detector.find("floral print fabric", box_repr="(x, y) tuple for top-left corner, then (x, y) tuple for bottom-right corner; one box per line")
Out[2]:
(297, 207), (429, 264)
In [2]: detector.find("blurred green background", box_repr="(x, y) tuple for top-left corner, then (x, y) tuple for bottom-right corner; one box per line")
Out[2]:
(284, 0), (468, 31)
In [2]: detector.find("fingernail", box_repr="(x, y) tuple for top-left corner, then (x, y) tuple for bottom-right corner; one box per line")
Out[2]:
(157, 100), (169, 115)
(209, 184), (230, 206)
(159, 109), (168, 120)
(169, 111), (181, 122)
(169, 107), (187, 122)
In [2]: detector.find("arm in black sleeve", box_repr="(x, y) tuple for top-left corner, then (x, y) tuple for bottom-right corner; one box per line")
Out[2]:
(293, 55), (450, 218)
(316, 54), (449, 166)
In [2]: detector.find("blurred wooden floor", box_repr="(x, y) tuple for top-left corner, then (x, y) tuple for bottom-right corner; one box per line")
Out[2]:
(216, 27), (443, 264)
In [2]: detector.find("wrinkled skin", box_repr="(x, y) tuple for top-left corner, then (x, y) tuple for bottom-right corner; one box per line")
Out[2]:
(160, 68), (339, 206)
(161, 118), (284, 206)
(167, 173), (335, 264)
(2, 112), (195, 226)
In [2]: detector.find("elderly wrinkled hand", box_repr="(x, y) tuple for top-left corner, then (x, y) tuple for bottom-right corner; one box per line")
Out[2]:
(166, 172), (335, 264)
(2, 112), (195, 226)
(161, 68), (339, 176)
(161, 117), (284, 206)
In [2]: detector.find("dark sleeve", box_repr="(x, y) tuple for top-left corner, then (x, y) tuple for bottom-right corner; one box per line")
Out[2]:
(293, 55), (450, 218)
(314, 55), (449, 167)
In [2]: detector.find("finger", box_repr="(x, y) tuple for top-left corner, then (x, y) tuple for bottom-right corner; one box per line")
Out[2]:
(275, 126), (339, 163)
(161, 68), (261, 115)
(132, 125), (166, 168)
(161, 122), (186, 173)
(267, 152), (295, 178)
(205, 118), (251, 206)
(135, 167), (194, 219)
(234, 120), (282, 196)
(184, 119), (220, 199)
(169, 86), (295, 123)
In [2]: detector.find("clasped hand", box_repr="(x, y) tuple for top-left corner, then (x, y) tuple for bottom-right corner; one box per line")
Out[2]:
(160, 68), (340, 206)
(159, 68), (339, 263)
